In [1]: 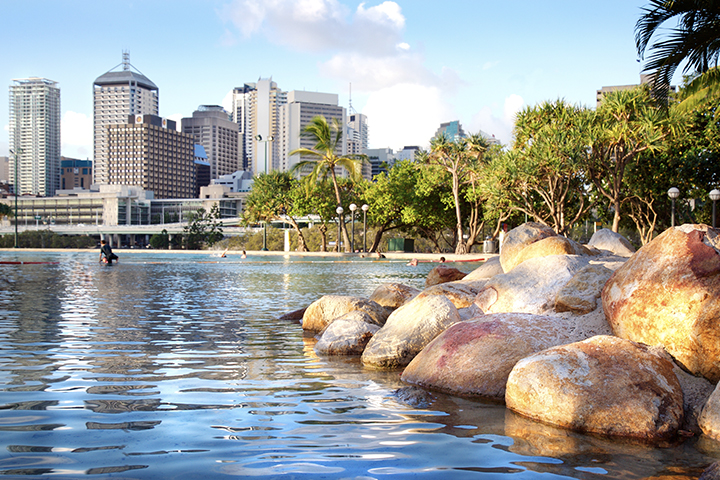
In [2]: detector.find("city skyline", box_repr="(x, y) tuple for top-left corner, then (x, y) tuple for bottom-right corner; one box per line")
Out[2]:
(2, 1), (670, 160)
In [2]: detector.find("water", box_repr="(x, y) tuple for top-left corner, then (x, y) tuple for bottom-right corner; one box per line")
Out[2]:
(0, 250), (718, 479)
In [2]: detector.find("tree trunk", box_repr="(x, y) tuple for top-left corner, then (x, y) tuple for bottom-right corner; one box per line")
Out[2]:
(287, 217), (309, 252)
(318, 224), (327, 252)
(612, 200), (621, 233)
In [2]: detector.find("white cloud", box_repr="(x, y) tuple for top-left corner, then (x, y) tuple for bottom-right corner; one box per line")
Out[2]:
(61, 111), (92, 159)
(363, 84), (454, 151)
(468, 94), (524, 147)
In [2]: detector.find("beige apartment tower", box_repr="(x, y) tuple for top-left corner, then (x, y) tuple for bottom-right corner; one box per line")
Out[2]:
(93, 52), (158, 185)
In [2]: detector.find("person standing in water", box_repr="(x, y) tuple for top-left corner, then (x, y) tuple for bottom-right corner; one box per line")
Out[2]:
(99, 240), (119, 264)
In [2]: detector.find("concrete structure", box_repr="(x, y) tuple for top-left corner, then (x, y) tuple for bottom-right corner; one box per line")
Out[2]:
(9, 77), (61, 196)
(229, 84), (255, 171)
(211, 170), (254, 193)
(366, 148), (395, 179)
(107, 115), (195, 199)
(93, 52), (159, 185)
(281, 90), (346, 177)
(395, 146), (421, 162)
(346, 113), (369, 155)
(435, 120), (466, 142)
(181, 105), (240, 180)
(60, 158), (93, 191)
(596, 74), (676, 107)
(0, 156), (8, 183)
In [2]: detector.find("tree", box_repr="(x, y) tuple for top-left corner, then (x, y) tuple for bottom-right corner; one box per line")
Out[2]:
(150, 229), (170, 249)
(289, 115), (367, 252)
(635, 0), (720, 102)
(183, 204), (224, 250)
(509, 100), (593, 235)
(243, 171), (310, 252)
(0, 203), (12, 220)
(586, 86), (668, 232)
(424, 133), (489, 254)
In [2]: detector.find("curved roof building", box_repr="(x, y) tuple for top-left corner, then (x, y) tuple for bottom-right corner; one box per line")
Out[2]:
(93, 52), (159, 185)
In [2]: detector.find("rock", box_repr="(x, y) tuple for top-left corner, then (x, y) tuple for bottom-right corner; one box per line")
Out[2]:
(602, 224), (720, 382)
(277, 307), (306, 323)
(475, 254), (590, 315)
(700, 462), (720, 480)
(369, 283), (420, 309)
(416, 280), (487, 309)
(463, 256), (504, 281)
(505, 335), (684, 441)
(679, 365), (715, 435)
(425, 265), (467, 287)
(361, 295), (461, 369)
(500, 222), (557, 272)
(393, 386), (435, 409)
(555, 264), (613, 314)
(301, 295), (389, 333)
(507, 236), (594, 273)
(314, 311), (380, 355)
(401, 313), (584, 400)
(588, 228), (636, 257)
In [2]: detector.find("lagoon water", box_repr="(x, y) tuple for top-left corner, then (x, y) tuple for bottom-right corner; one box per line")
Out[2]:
(0, 250), (718, 479)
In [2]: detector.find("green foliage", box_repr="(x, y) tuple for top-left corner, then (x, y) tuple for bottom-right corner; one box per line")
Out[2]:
(0, 203), (12, 219)
(149, 229), (170, 249)
(182, 204), (224, 250)
(0, 230), (95, 249)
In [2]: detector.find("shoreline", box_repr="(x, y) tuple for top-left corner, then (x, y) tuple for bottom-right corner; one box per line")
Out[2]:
(0, 247), (494, 263)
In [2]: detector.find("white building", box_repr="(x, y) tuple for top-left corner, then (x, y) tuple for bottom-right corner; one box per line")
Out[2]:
(181, 106), (241, 180)
(211, 170), (254, 193)
(281, 90), (346, 176)
(93, 52), (158, 185)
(9, 77), (61, 196)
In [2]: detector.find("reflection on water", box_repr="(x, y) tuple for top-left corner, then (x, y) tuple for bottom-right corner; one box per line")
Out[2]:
(0, 251), (718, 479)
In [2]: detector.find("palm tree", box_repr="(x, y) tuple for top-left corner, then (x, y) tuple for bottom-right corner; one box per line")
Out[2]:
(635, 0), (720, 102)
(289, 115), (367, 252)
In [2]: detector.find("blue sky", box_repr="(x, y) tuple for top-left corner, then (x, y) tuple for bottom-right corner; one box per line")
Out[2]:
(1, 0), (666, 159)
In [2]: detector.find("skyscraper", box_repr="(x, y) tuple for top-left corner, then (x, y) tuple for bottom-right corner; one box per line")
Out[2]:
(93, 52), (158, 185)
(181, 106), (240, 180)
(9, 77), (61, 196)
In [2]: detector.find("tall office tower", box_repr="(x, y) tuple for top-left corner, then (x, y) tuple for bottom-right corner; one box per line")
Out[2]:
(346, 113), (370, 180)
(365, 148), (395, 179)
(9, 77), (61, 196)
(93, 52), (158, 185)
(281, 90), (346, 177)
(435, 120), (466, 141)
(181, 106), (240, 180)
(229, 84), (255, 171)
(107, 115), (195, 199)
(60, 158), (93, 190)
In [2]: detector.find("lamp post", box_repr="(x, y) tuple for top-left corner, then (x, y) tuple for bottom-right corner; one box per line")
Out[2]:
(361, 204), (369, 252)
(336, 206), (344, 253)
(9, 148), (20, 248)
(710, 189), (720, 229)
(349, 203), (357, 252)
(256, 134), (274, 251)
(668, 187), (680, 227)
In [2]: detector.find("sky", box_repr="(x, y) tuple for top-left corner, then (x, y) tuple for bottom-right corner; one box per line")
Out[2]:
(1, 0), (670, 160)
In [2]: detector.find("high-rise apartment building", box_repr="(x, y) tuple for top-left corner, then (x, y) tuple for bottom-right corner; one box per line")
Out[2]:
(9, 77), (61, 196)
(107, 115), (195, 199)
(346, 113), (369, 155)
(181, 106), (240, 180)
(229, 79), (287, 175)
(281, 90), (346, 176)
(93, 52), (158, 185)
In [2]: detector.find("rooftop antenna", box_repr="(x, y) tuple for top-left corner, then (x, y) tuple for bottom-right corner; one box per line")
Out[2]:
(348, 82), (357, 114)
(122, 51), (130, 71)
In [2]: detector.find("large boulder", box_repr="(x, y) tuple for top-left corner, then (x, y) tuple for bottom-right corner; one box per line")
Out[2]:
(475, 255), (590, 315)
(361, 295), (461, 369)
(401, 313), (585, 400)
(301, 295), (389, 333)
(463, 256), (504, 281)
(425, 265), (467, 287)
(505, 335), (684, 441)
(555, 264), (613, 314)
(416, 280), (487, 309)
(506, 236), (594, 273)
(588, 228), (636, 257)
(314, 311), (381, 356)
(602, 224), (720, 382)
(500, 222), (557, 272)
(369, 283), (420, 310)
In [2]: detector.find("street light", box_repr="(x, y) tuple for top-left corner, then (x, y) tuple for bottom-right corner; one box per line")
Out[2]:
(361, 204), (369, 252)
(256, 134), (274, 250)
(336, 206), (344, 253)
(668, 187), (680, 227)
(349, 203), (357, 252)
(710, 189), (720, 229)
(9, 148), (20, 248)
